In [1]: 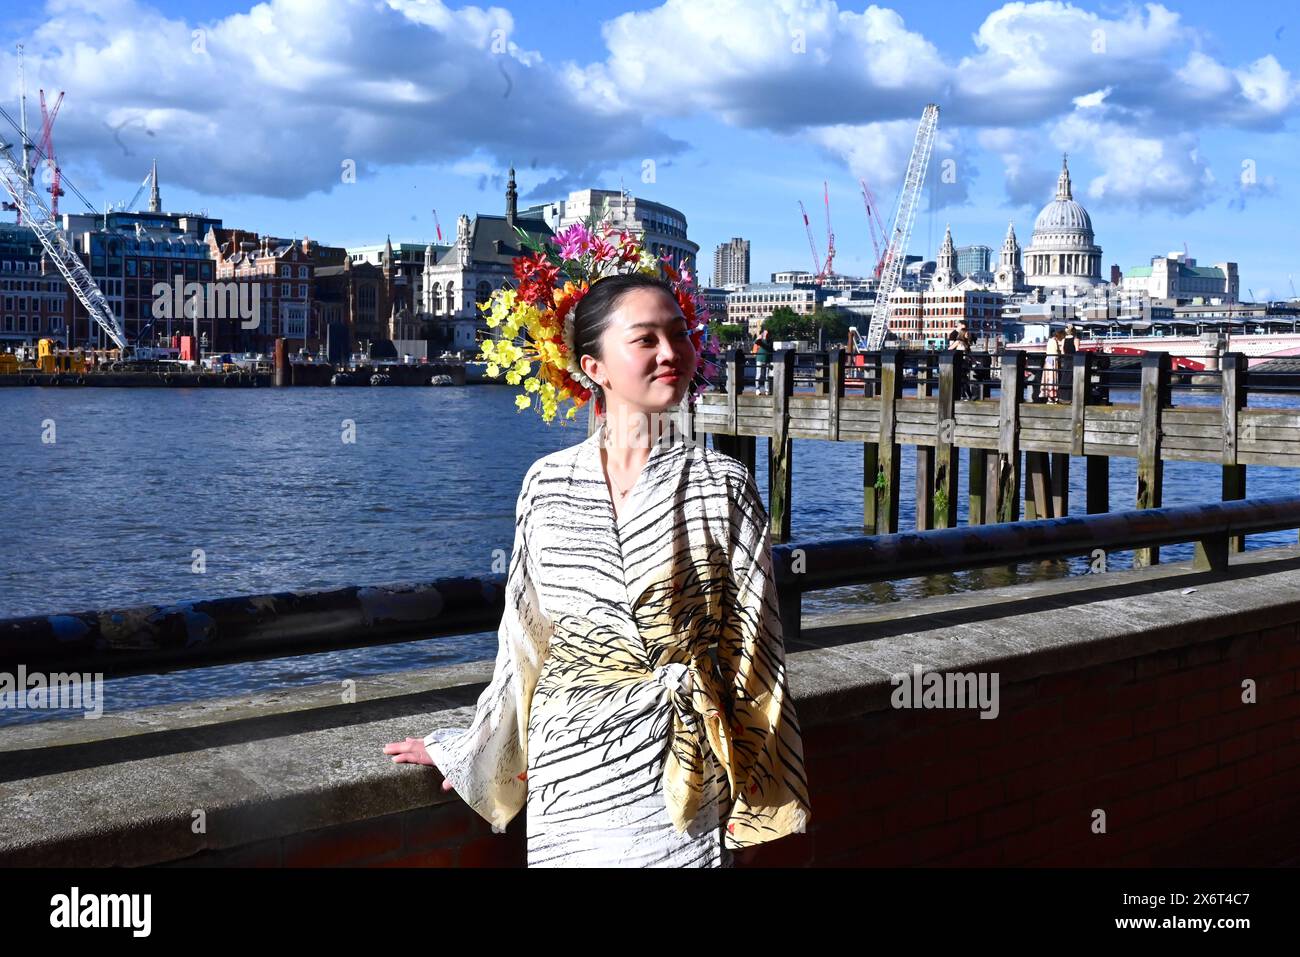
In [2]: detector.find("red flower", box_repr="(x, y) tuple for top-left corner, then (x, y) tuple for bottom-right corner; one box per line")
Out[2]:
(513, 252), (560, 305)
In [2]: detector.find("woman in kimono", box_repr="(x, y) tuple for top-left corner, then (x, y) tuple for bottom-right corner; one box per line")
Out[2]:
(384, 272), (811, 867)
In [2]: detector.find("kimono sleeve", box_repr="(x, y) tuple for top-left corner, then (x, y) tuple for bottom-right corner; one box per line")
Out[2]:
(719, 467), (812, 850)
(423, 463), (553, 833)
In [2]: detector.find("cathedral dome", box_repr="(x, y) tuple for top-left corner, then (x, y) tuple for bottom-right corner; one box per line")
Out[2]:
(1031, 154), (1093, 238)
(1023, 154), (1104, 290)
(1034, 197), (1092, 233)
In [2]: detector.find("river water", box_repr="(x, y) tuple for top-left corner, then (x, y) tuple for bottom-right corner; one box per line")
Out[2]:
(2, 383), (1298, 724)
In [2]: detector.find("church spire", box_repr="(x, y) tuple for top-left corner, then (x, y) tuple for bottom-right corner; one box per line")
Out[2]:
(1055, 153), (1072, 201)
(505, 163), (517, 227)
(149, 158), (161, 213)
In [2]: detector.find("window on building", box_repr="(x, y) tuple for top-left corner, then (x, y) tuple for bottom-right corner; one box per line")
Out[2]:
(282, 283), (290, 297)
(298, 283), (306, 298)
(282, 265), (291, 278)
(299, 266), (308, 278)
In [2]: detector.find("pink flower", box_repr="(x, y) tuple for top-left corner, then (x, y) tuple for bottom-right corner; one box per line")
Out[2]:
(590, 236), (617, 263)
(554, 223), (593, 261)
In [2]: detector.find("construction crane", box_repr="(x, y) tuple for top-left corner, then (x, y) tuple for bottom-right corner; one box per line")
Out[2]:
(797, 182), (837, 284)
(38, 88), (64, 218)
(820, 181), (836, 282)
(865, 103), (940, 351)
(0, 135), (128, 350)
(1, 43), (35, 223)
(798, 199), (822, 280)
(859, 178), (887, 279)
(431, 208), (443, 243)
(117, 167), (154, 213)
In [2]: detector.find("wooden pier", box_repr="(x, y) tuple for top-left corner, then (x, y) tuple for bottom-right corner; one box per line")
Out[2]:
(688, 348), (1296, 566)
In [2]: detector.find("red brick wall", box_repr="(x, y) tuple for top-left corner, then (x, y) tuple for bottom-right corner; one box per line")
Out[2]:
(167, 622), (1300, 868)
(802, 622), (1300, 867)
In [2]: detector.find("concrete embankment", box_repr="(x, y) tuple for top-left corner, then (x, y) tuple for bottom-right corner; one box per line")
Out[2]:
(3, 546), (1299, 867)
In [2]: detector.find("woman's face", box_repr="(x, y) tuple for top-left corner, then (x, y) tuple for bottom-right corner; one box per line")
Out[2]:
(582, 287), (698, 414)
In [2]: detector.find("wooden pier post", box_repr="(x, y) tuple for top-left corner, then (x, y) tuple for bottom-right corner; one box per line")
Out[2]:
(710, 350), (745, 470)
(875, 350), (903, 534)
(1220, 351), (1247, 554)
(862, 353), (881, 533)
(934, 353), (960, 529)
(915, 354), (935, 530)
(1025, 451), (1052, 519)
(274, 338), (288, 387)
(1134, 351), (1171, 567)
(1085, 352), (1111, 514)
(769, 349), (795, 543)
(826, 347), (845, 441)
(996, 351), (1024, 523)
(968, 449), (987, 526)
(1050, 453), (1070, 518)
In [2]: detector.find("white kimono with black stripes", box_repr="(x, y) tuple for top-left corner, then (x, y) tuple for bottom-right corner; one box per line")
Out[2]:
(423, 418), (811, 867)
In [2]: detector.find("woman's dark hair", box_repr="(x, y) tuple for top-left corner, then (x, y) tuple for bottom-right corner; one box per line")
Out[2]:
(572, 272), (683, 412)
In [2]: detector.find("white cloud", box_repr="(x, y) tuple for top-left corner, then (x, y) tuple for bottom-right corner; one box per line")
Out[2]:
(1054, 112), (1215, 213)
(585, 0), (949, 129)
(1, 0), (684, 199)
(2, 0), (1294, 217)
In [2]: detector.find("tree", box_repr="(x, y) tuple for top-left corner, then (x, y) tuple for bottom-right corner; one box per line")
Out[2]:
(711, 322), (748, 346)
(763, 306), (801, 338)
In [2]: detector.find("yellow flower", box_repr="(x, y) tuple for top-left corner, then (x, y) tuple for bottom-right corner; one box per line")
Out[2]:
(524, 376), (540, 393)
(515, 394), (531, 410)
(486, 363), (500, 377)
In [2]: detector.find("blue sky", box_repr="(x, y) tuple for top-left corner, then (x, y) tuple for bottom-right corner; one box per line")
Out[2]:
(1, 0), (1297, 298)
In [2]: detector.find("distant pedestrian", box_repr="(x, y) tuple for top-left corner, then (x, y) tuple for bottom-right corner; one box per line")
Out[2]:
(1042, 329), (1065, 403)
(952, 332), (977, 399)
(1063, 324), (1078, 356)
(754, 326), (774, 395)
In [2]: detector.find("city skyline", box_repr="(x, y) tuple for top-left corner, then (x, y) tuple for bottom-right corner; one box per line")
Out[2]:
(0, 0), (1296, 298)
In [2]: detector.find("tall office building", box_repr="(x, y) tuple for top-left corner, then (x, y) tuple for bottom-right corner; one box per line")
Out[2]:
(712, 237), (750, 289)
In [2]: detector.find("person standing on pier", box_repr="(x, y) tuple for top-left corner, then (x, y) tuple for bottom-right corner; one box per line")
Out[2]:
(754, 325), (774, 395)
(384, 234), (810, 868)
(951, 329), (976, 400)
(1042, 328), (1065, 403)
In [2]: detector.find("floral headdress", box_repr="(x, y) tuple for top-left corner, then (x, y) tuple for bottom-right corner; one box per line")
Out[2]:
(477, 218), (717, 424)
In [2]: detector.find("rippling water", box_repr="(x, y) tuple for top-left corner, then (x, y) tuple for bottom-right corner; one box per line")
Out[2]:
(2, 383), (1298, 724)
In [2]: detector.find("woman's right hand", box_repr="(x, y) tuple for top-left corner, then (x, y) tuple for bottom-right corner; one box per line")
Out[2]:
(383, 737), (455, 792)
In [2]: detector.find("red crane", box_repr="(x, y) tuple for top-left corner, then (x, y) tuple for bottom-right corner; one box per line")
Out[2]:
(431, 208), (443, 243)
(38, 88), (65, 219)
(821, 181), (836, 281)
(798, 199), (822, 279)
(859, 178), (887, 279)
(798, 181), (837, 284)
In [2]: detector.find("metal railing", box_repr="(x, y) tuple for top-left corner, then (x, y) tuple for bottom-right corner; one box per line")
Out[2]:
(772, 495), (1300, 639)
(5, 497), (1300, 675)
